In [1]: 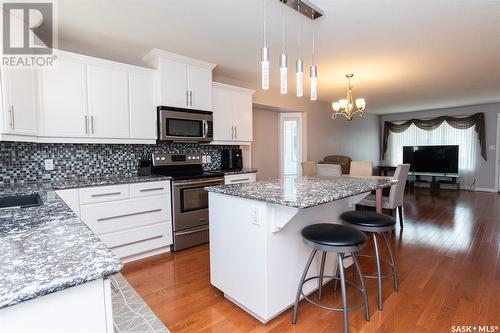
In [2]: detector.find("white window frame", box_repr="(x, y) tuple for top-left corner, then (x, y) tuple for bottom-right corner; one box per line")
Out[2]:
(279, 112), (307, 177)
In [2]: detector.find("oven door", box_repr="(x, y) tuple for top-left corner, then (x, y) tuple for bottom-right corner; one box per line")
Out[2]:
(159, 110), (212, 142)
(172, 177), (224, 231)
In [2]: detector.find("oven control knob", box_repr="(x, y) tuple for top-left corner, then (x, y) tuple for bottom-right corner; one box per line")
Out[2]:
(196, 156), (200, 159)
(155, 157), (160, 160)
(161, 157), (165, 160)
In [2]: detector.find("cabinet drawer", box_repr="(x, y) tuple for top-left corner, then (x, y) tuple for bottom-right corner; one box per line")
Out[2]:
(99, 221), (172, 249)
(105, 222), (173, 260)
(80, 196), (170, 235)
(224, 173), (256, 184)
(79, 184), (129, 204)
(130, 181), (170, 198)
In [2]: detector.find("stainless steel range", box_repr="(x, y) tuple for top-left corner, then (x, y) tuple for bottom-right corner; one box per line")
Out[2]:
(151, 153), (224, 251)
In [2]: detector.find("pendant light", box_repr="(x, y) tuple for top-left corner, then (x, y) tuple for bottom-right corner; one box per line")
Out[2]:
(310, 9), (317, 101)
(295, 0), (303, 97)
(279, 0), (287, 94)
(261, 0), (269, 90)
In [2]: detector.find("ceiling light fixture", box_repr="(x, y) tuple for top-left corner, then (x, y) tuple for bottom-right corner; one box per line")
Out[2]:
(279, 0), (287, 94)
(331, 74), (366, 121)
(261, 0), (269, 90)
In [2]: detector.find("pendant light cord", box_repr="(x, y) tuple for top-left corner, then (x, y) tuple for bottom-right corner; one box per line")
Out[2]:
(311, 10), (315, 64)
(298, 0), (301, 57)
(281, 0), (285, 53)
(263, 0), (267, 47)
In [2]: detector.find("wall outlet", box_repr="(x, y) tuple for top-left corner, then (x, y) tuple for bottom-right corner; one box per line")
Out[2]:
(44, 159), (54, 171)
(205, 155), (212, 163)
(251, 207), (260, 226)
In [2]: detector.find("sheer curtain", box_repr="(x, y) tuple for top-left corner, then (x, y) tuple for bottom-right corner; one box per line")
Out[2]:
(385, 121), (479, 188)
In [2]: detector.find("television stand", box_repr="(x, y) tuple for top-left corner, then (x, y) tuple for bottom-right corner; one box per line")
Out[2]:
(410, 172), (460, 191)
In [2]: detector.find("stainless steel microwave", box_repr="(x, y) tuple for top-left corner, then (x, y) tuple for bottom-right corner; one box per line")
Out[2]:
(157, 106), (213, 142)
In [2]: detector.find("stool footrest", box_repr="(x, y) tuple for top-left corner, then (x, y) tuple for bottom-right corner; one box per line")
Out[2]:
(299, 275), (366, 313)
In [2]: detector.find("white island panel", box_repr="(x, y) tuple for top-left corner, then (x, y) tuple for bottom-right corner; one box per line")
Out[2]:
(209, 191), (368, 323)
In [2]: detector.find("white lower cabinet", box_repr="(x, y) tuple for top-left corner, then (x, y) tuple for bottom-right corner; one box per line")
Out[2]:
(0, 278), (112, 333)
(224, 173), (256, 184)
(57, 180), (173, 263)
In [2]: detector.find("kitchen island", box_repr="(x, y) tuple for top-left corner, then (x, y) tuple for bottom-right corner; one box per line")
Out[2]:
(206, 176), (396, 323)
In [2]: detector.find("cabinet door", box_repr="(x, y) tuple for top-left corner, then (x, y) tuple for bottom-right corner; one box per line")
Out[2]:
(212, 85), (233, 141)
(231, 90), (253, 142)
(129, 71), (156, 139)
(188, 65), (212, 111)
(159, 59), (188, 108)
(1, 67), (37, 135)
(38, 59), (88, 137)
(87, 65), (130, 138)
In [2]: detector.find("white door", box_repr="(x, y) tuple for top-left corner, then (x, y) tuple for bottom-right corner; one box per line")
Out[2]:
(280, 113), (303, 177)
(87, 65), (130, 138)
(38, 59), (89, 137)
(160, 59), (188, 108)
(1, 67), (37, 135)
(188, 65), (212, 111)
(212, 85), (233, 141)
(129, 71), (156, 139)
(231, 90), (252, 142)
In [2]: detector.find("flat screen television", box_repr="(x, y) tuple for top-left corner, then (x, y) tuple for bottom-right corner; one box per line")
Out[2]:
(402, 145), (459, 174)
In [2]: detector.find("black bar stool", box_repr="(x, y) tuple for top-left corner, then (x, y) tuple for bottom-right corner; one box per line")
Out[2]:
(292, 223), (370, 333)
(339, 211), (398, 311)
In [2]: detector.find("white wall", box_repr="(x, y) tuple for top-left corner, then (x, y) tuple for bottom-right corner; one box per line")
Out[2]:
(380, 102), (500, 190)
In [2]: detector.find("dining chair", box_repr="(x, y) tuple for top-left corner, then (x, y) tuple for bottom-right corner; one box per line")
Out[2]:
(357, 164), (411, 228)
(301, 161), (317, 176)
(316, 164), (342, 177)
(349, 161), (373, 177)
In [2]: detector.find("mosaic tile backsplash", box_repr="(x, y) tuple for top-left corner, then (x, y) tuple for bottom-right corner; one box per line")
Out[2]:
(0, 141), (237, 186)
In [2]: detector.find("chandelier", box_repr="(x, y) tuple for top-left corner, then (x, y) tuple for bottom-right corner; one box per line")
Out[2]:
(331, 74), (366, 120)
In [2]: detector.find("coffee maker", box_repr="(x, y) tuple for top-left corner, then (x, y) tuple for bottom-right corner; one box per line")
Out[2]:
(221, 148), (243, 170)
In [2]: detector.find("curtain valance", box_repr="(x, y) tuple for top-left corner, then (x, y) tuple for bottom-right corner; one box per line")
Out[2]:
(382, 113), (486, 160)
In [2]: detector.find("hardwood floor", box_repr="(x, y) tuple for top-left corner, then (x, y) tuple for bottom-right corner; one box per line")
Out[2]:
(122, 189), (500, 332)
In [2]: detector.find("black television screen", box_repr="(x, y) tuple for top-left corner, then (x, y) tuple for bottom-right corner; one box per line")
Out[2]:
(403, 145), (459, 174)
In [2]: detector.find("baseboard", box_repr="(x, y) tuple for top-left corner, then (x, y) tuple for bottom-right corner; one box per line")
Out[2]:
(475, 187), (497, 193)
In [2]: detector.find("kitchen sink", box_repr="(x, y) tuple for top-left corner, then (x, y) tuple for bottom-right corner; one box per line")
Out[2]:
(0, 193), (43, 209)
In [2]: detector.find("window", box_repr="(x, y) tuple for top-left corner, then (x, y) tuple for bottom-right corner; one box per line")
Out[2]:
(386, 121), (479, 186)
(280, 113), (304, 177)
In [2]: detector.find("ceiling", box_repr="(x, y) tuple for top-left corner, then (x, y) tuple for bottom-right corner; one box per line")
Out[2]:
(56, 0), (500, 114)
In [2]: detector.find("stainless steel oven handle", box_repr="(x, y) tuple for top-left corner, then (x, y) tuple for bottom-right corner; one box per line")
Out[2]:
(202, 120), (208, 138)
(173, 178), (224, 187)
(176, 225), (209, 236)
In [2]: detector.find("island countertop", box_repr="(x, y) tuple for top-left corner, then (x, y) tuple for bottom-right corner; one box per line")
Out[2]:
(206, 176), (397, 209)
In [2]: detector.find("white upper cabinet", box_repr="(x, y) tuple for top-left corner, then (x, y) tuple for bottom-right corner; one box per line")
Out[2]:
(158, 58), (188, 108)
(231, 90), (253, 142)
(129, 71), (156, 139)
(187, 65), (212, 111)
(38, 56), (88, 137)
(143, 49), (216, 111)
(87, 65), (130, 138)
(212, 82), (254, 143)
(212, 85), (233, 141)
(1, 67), (37, 136)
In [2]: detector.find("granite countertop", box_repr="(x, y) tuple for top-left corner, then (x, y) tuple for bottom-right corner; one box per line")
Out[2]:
(0, 175), (172, 309)
(0, 175), (171, 194)
(206, 176), (397, 209)
(210, 168), (258, 176)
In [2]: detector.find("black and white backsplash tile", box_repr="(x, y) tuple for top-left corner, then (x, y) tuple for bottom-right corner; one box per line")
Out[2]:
(0, 141), (237, 186)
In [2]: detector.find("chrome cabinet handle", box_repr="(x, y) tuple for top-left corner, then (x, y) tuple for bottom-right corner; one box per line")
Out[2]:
(111, 235), (163, 248)
(189, 91), (193, 106)
(90, 191), (122, 198)
(139, 187), (164, 192)
(97, 208), (162, 222)
(85, 115), (89, 134)
(8, 106), (14, 129)
(91, 116), (95, 134)
(234, 126), (237, 139)
(231, 126), (235, 139)
(230, 178), (250, 183)
(186, 90), (189, 106)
